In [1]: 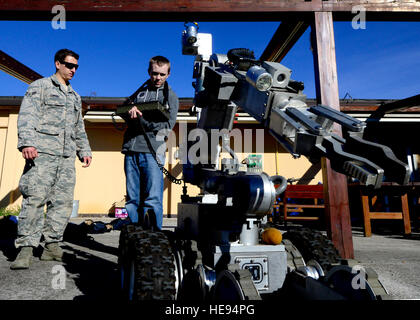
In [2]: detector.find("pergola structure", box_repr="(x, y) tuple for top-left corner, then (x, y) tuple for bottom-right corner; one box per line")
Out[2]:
(1, 0), (420, 259)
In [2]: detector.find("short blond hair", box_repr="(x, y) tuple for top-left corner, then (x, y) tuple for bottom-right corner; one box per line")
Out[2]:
(148, 56), (171, 74)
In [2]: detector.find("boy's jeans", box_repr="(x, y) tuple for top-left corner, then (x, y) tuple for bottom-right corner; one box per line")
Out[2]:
(124, 152), (164, 230)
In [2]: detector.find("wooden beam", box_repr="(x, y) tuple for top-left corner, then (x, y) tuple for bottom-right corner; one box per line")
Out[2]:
(323, 0), (420, 12)
(369, 213), (403, 219)
(260, 20), (309, 62)
(0, 1), (420, 21)
(368, 93), (420, 120)
(0, 0), (419, 13)
(311, 11), (354, 259)
(0, 50), (42, 84)
(0, 0), (321, 13)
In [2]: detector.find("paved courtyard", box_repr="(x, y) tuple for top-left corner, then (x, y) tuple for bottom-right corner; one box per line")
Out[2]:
(1, 217), (419, 300)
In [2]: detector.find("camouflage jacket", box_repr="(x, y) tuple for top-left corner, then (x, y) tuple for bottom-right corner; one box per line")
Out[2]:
(17, 74), (92, 160)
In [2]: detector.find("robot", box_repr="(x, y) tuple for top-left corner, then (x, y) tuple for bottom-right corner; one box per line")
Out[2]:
(117, 22), (411, 301)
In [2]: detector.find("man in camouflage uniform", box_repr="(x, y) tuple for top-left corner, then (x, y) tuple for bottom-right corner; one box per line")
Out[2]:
(11, 49), (92, 270)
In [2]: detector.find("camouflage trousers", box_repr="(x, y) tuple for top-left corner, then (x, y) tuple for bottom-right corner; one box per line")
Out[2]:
(15, 153), (76, 248)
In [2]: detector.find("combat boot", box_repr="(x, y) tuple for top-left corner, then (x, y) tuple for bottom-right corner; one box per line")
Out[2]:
(10, 246), (33, 270)
(40, 242), (63, 261)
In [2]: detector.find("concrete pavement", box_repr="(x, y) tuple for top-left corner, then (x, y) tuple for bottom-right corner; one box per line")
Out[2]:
(1, 217), (419, 300)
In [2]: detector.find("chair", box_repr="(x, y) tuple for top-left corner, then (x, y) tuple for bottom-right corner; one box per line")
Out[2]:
(359, 184), (411, 237)
(281, 184), (325, 224)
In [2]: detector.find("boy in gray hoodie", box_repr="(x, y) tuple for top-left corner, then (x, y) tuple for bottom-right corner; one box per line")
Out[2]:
(121, 56), (179, 229)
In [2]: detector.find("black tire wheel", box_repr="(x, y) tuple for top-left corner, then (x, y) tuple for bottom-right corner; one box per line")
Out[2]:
(118, 224), (143, 296)
(127, 229), (177, 300)
(283, 227), (341, 272)
(177, 268), (207, 302)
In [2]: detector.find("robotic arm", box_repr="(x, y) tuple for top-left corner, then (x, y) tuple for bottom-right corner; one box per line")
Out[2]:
(182, 23), (411, 192)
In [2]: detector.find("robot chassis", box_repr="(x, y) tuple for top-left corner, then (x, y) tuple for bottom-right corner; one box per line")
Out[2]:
(117, 23), (411, 301)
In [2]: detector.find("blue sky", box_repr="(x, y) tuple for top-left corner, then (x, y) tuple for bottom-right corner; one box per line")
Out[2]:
(1, 20), (419, 99)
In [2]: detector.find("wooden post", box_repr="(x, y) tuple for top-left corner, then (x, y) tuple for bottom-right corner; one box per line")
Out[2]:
(311, 12), (354, 259)
(401, 193), (412, 234)
(360, 192), (373, 237)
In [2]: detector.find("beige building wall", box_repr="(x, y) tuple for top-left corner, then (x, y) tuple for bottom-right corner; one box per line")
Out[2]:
(0, 108), (322, 216)
(0, 111), (8, 183)
(73, 124), (126, 214)
(0, 110), (25, 209)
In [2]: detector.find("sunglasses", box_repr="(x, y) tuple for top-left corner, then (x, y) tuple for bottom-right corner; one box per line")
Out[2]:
(60, 61), (79, 70)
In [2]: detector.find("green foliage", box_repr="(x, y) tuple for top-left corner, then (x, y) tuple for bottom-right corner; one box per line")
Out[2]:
(0, 206), (21, 217)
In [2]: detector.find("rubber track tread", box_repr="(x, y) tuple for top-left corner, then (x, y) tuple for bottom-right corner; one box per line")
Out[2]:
(133, 230), (176, 300)
(283, 227), (341, 272)
(282, 239), (306, 271)
(118, 224), (143, 266)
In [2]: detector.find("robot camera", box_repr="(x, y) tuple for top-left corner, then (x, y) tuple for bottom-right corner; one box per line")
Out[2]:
(182, 22), (199, 55)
